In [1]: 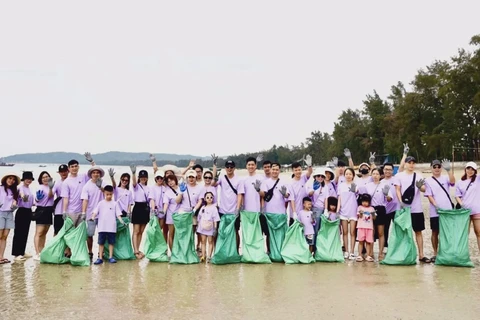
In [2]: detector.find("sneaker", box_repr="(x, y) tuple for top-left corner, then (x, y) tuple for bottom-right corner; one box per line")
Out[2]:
(108, 258), (117, 264)
(349, 253), (356, 260)
(343, 252), (349, 259)
(14, 256), (26, 261)
(33, 254), (41, 261)
(23, 253), (33, 258)
(93, 258), (103, 265)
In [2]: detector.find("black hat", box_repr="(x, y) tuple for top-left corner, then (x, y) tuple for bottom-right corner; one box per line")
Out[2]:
(405, 156), (416, 163)
(431, 159), (441, 167)
(138, 170), (148, 178)
(21, 171), (35, 181)
(58, 164), (68, 172)
(225, 160), (235, 167)
(337, 160), (346, 167)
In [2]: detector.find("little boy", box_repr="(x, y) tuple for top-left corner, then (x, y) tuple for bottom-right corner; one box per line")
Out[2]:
(91, 185), (125, 265)
(297, 197), (315, 253)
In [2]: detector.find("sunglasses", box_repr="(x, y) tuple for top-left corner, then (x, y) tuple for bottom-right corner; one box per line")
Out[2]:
(433, 165), (441, 169)
(225, 165), (234, 169)
(188, 176), (196, 179)
(205, 196), (213, 200)
(121, 179), (129, 182)
(204, 176), (213, 180)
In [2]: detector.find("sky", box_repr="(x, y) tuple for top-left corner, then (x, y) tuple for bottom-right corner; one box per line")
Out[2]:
(1, 1), (479, 158)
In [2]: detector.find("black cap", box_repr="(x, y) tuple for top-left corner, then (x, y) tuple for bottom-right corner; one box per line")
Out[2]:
(337, 160), (346, 167)
(225, 160), (235, 167)
(21, 171), (35, 181)
(431, 159), (441, 167)
(405, 156), (416, 163)
(138, 170), (148, 178)
(58, 164), (68, 172)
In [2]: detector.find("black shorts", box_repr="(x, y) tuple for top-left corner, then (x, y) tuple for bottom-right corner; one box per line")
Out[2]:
(132, 202), (149, 225)
(289, 217), (294, 226)
(98, 232), (116, 245)
(373, 206), (387, 226)
(259, 214), (269, 236)
(35, 206), (54, 225)
(430, 217), (439, 232)
(411, 212), (425, 232)
(219, 213), (240, 231)
(53, 215), (64, 234)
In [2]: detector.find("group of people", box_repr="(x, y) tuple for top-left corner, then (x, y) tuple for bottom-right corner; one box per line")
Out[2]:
(0, 144), (479, 265)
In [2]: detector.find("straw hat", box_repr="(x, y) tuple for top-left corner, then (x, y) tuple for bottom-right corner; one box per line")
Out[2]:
(1, 173), (21, 186)
(87, 166), (105, 178)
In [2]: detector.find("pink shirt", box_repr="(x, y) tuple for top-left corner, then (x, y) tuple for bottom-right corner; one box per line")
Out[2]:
(61, 173), (89, 213)
(297, 210), (314, 235)
(163, 187), (181, 215)
(338, 182), (358, 219)
(357, 205), (375, 229)
(114, 187), (133, 213)
(217, 174), (241, 214)
(0, 187), (15, 212)
(18, 185), (34, 208)
(260, 178), (293, 214)
(289, 174), (309, 218)
(425, 176), (454, 217)
(133, 183), (152, 203)
(394, 171), (424, 213)
(238, 174), (263, 212)
(93, 200), (122, 233)
(81, 180), (107, 219)
(307, 184), (330, 210)
(53, 179), (65, 215)
(35, 185), (54, 207)
(456, 178), (480, 215)
(179, 184), (204, 213)
(383, 177), (399, 214)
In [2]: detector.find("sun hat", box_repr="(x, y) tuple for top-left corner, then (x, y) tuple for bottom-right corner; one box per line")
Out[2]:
(313, 168), (326, 177)
(155, 170), (165, 179)
(1, 173), (21, 186)
(324, 168), (335, 180)
(21, 171), (35, 181)
(87, 166), (105, 178)
(465, 161), (478, 170)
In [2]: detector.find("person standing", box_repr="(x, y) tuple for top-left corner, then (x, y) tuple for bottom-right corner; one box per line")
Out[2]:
(12, 171), (35, 261)
(0, 173), (20, 264)
(288, 156), (313, 226)
(53, 165), (69, 236)
(33, 171), (55, 260)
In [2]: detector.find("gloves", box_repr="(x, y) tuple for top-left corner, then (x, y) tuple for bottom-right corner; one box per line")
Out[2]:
(442, 159), (451, 172)
(332, 157), (338, 167)
(252, 179), (262, 192)
(130, 164), (136, 174)
(369, 152), (376, 164)
(235, 208), (240, 217)
(95, 178), (103, 189)
(215, 170), (221, 182)
(211, 153), (218, 166)
(179, 182), (187, 193)
(382, 184), (390, 196)
(62, 212), (68, 220)
(84, 152), (94, 163)
(149, 154), (156, 162)
(279, 185), (288, 197)
(21, 194), (29, 202)
(344, 148), (352, 159)
(348, 183), (357, 193)
(434, 205), (440, 211)
(36, 190), (45, 201)
(80, 212), (86, 222)
(108, 168), (115, 178)
(256, 154), (263, 163)
(127, 212), (132, 220)
(403, 143), (409, 155)
(150, 209), (155, 218)
(47, 178), (55, 189)
(415, 178), (426, 189)
(305, 154), (312, 167)
(313, 180), (320, 191)
(213, 228), (217, 237)
(11, 204), (18, 211)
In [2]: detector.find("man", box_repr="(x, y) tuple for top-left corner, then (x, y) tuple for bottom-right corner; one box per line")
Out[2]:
(288, 155), (313, 225)
(424, 159), (455, 262)
(192, 164), (204, 184)
(262, 160), (272, 180)
(260, 162), (295, 216)
(394, 156), (430, 263)
(53, 164), (69, 236)
(82, 166), (107, 259)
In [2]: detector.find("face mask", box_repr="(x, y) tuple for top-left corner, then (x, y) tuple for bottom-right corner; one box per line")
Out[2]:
(360, 168), (369, 175)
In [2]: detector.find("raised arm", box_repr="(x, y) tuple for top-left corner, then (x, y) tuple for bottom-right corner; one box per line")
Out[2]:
(150, 154), (158, 174)
(344, 148), (354, 168)
(108, 168), (117, 189)
(305, 154), (313, 178)
(181, 160), (195, 176)
(84, 152), (96, 167)
(130, 165), (137, 187)
(398, 143), (409, 173)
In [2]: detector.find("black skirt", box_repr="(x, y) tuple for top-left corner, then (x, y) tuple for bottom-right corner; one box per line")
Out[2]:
(132, 202), (149, 225)
(373, 205), (387, 226)
(34, 206), (54, 225)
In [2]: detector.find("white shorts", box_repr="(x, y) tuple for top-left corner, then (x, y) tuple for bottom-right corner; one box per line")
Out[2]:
(340, 215), (357, 222)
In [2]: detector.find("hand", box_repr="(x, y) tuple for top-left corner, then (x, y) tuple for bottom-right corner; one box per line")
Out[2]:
(256, 154), (263, 163)
(11, 204), (18, 211)
(305, 154), (312, 167)
(62, 212), (68, 220)
(211, 153), (218, 166)
(179, 182), (187, 193)
(130, 164), (136, 174)
(149, 154), (156, 163)
(213, 228), (217, 237)
(127, 212), (132, 220)
(95, 178), (103, 189)
(400, 202), (407, 209)
(150, 209), (155, 218)
(84, 152), (94, 163)
(348, 183), (357, 193)
(21, 194), (29, 202)
(359, 209), (364, 215)
(279, 185), (288, 197)
(188, 160), (195, 168)
(415, 178), (425, 189)
(108, 168), (115, 178)
(47, 178), (55, 189)
(235, 208), (240, 217)
(382, 184), (390, 196)
(442, 159), (451, 172)
(80, 212), (86, 222)
(344, 148), (352, 159)
(369, 152), (376, 164)
(403, 143), (409, 155)
(313, 180), (320, 191)
(434, 205), (440, 211)
(215, 170), (221, 182)
(331, 157), (338, 167)
(36, 190), (45, 200)
(252, 179), (262, 192)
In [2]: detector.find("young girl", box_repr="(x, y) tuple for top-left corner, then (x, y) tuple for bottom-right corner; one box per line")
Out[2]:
(337, 168), (359, 260)
(326, 197), (339, 221)
(33, 171), (55, 260)
(196, 192), (220, 262)
(0, 173), (20, 264)
(356, 193), (376, 262)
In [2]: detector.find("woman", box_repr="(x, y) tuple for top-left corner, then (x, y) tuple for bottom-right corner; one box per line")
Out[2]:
(0, 173), (19, 264)
(33, 171), (55, 260)
(308, 169), (330, 250)
(337, 168), (359, 260)
(152, 171), (168, 241)
(363, 168), (392, 261)
(455, 162), (480, 252)
(110, 170), (133, 218)
(202, 170), (218, 205)
(163, 174), (181, 251)
(324, 168), (337, 198)
(130, 165), (153, 259)
(179, 170), (204, 251)
(12, 171), (35, 261)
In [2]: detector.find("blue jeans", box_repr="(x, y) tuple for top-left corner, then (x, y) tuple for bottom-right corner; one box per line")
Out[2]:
(312, 207), (324, 251)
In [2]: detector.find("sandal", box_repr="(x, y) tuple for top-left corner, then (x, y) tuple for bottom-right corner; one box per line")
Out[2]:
(139, 251), (145, 258)
(135, 252), (143, 259)
(366, 256), (374, 262)
(430, 256), (436, 263)
(419, 257), (431, 263)
(0, 258), (11, 264)
(355, 256), (364, 262)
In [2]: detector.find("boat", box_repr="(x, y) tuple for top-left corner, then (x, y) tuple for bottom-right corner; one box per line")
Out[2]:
(39, 165), (47, 167)
(0, 161), (14, 167)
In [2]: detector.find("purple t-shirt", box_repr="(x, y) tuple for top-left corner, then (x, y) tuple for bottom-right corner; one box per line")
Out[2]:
(261, 178), (293, 214)
(114, 187), (133, 213)
(197, 205), (220, 236)
(0, 187), (15, 211)
(61, 173), (89, 213)
(238, 174), (263, 212)
(81, 180), (107, 219)
(289, 175), (309, 218)
(298, 210), (314, 235)
(425, 176), (454, 217)
(35, 185), (54, 207)
(355, 176), (373, 188)
(163, 186), (181, 224)
(394, 171), (424, 213)
(326, 181), (338, 198)
(383, 177), (399, 214)
(337, 182), (358, 219)
(217, 174), (241, 214)
(53, 179), (65, 215)
(307, 184), (330, 210)
(179, 184), (204, 213)
(363, 181), (392, 207)
(151, 185), (165, 210)
(327, 211), (338, 221)
(93, 200), (122, 233)
(18, 185), (34, 208)
(133, 183), (152, 203)
(456, 178), (480, 215)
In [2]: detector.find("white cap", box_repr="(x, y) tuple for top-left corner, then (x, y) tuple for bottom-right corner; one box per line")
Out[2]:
(313, 168), (325, 177)
(155, 170), (165, 178)
(358, 162), (370, 169)
(186, 169), (196, 178)
(465, 161), (478, 170)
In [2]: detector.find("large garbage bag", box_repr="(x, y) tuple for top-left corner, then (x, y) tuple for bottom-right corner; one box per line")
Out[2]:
(240, 211), (271, 264)
(211, 214), (241, 265)
(380, 207), (417, 265)
(103, 217), (136, 260)
(64, 220), (90, 266)
(314, 215), (344, 262)
(144, 216), (169, 262)
(170, 212), (199, 264)
(265, 213), (288, 262)
(280, 220), (315, 264)
(436, 208), (474, 267)
(40, 217), (73, 264)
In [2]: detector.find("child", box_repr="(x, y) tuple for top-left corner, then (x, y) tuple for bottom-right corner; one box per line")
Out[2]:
(91, 185), (125, 265)
(196, 192), (220, 262)
(297, 197), (315, 253)
(326, 197), (339, 221)
(356, 194), (376, 262)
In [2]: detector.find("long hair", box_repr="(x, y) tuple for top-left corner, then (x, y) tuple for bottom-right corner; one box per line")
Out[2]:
(118, 173), (131, 190)
(461, 169), (477, 182)
(2, 178), (19, 201)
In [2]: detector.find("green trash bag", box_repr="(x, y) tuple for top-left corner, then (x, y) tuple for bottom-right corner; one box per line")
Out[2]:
(211, 214), (242, 265)
(315, 215), (344, 263)
(170, 212), (199, 264)
(436, 208), (474, 267)
(381, 207), (417, 266)
(144, 216), (169, 262)
(281, 220), (315, 264)
(40, 217), (74, 264)
(265, 213), (288, 262)
(64, 220), (90, 267)
(104, 217), (136, 260)
(240, 211), (271, 264)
